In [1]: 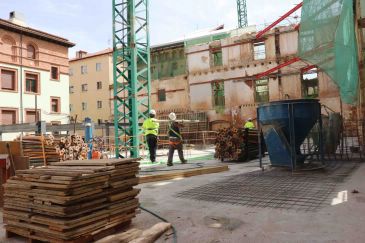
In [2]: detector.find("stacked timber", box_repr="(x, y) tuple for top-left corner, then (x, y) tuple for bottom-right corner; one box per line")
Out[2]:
(54, 134), (89, 161)
(215, 127), (261, 161)
(3, 158), (140, 243)
(21, 136), (60, 166)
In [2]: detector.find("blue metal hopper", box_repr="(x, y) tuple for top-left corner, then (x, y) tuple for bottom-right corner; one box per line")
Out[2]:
(258, 99), (321, 169)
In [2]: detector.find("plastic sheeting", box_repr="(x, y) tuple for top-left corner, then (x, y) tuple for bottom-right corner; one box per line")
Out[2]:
(299, 0), (359, 104)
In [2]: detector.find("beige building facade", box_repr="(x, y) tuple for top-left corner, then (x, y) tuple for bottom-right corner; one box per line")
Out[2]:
(69, 49), (113, 123)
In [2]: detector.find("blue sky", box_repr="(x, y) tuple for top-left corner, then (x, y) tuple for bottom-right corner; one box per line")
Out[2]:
(0, 0), (301, 57)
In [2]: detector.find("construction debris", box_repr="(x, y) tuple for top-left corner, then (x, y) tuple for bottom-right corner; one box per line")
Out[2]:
(215, 127), (261, 161)
(3, 158), (140, 243)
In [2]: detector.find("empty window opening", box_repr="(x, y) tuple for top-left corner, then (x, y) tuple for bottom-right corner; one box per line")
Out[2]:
(211, 48), (223, 67)
(254, 42), (266, 60)
(212, 81), (225, 108)
(255, 79), (269, 103)
(302, 68), (319, 98)
(158, 89), (166, 102)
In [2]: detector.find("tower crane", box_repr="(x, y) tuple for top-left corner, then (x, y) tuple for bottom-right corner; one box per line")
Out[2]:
(112, 0), (249, 159)
(237, 0), (248, 28)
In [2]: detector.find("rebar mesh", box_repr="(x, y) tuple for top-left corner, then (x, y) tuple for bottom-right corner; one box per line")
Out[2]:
(177, 161), (359, 211)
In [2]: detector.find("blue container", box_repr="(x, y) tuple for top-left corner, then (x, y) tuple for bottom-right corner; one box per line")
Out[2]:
(258, 99), (321, 169)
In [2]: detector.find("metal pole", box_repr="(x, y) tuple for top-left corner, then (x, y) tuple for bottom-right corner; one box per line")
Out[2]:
(258, 107), (263, 170)
(35, 94), (38, 123)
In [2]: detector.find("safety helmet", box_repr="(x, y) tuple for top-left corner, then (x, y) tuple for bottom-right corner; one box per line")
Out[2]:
(248, 118), (252, 121)
(149, 109), (156, 116)
(168, 112), (177, 121)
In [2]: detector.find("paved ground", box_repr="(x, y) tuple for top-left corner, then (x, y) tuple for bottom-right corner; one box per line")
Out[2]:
(1, 159), (365, 243)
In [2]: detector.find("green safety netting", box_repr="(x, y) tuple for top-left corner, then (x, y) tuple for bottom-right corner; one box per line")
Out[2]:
(299, 0), (359, 104)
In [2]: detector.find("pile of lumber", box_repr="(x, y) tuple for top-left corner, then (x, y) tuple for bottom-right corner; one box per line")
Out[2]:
(215, 127), (261, 161)
(21, 136), (60, 166)
(53, 134), (89, 161)
(3, 158), (140, 243)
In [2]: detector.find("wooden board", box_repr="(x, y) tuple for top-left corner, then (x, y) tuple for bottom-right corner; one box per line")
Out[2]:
(139, 165), (229, 184)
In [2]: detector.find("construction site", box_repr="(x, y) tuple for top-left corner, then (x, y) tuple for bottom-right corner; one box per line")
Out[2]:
(0, 0), (365, 242)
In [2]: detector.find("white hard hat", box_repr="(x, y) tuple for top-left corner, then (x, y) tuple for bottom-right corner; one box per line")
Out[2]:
(168, 112), (177, 121)
(248, 118), (252, 121)
(149, 109), (156, 116)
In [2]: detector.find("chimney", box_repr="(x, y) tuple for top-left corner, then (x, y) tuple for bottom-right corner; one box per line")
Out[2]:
(76, 50), (88, 58)
(9, 11), (27, 27)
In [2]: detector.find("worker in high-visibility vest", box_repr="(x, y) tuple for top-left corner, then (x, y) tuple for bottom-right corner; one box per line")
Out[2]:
(142, 109), (159, 163)
(244, 118), (255, 130)
(167, 112), (187, 166)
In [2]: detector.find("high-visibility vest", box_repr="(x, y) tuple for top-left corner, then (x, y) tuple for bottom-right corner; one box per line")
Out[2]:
(142, 118), (159, 136)
(244, 121), (255, 129)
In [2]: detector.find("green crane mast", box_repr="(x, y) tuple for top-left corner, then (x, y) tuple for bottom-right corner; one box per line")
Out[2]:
(237, 0), (248, 28)
(112, 0), (151, 158)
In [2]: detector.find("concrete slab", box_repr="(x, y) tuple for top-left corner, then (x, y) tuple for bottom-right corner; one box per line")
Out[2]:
(134, 161), (365, 243)
(1, 160), (364, 242)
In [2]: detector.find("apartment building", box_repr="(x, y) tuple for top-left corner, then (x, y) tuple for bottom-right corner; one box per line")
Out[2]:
(69, 49), (113, 123)
(0, 12), (74, 139)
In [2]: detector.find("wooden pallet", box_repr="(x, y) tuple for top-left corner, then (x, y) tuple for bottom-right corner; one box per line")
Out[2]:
(6, 219), (133, 243)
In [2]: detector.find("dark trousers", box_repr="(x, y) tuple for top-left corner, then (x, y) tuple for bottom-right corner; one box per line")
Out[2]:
(167, 142), (185, 164)
(146, 134), (157, 162)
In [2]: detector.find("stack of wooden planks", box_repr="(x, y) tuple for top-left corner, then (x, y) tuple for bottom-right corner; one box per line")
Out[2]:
(21, 136), (60, 166)
(3, 158), (140, 243)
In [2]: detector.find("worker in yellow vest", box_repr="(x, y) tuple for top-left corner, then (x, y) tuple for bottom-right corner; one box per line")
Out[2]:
(244, 118), (255, 130)
(142, 110), (159, 163)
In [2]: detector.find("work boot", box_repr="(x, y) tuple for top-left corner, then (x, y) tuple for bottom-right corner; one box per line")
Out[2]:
(181, 160), (187, 164)
(167, 162), (173, 167)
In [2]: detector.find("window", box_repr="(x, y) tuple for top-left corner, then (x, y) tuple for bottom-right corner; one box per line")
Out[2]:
(50, 97), (60, 113)
(82, 102), (87, 111)
(69, 68), (74, 76)
(81, 65), (88, 74)
(97, 81), (102, 90)
(25, 110), (40, 123)
(69, 85), (74, 94)
(81, 84), (88, 92)
(25, 72), (39, 93)
(96, 63), (102, 72)
(255, 79), (269, 103)
(212, 82), (225, 108)
(1, 109), (17, 125)
(1, 69), (16, 91)
(158, 89), (166, 102)
(254, 42), (266, 60)
(211, 48), (223, 66)
(27, 44), (36, 59)
(51, 66), (59, 80)
(97, 101), (102, 109)
(69, 104), (73, 112)
(302, 68), (319, 98)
